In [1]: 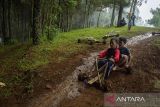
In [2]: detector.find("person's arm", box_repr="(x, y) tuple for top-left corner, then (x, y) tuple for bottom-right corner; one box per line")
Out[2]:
(98, 49), (108, 59)
(127, 48), (131, 64)
(128, 53), (131, 65)
(110, 49), (120, 63)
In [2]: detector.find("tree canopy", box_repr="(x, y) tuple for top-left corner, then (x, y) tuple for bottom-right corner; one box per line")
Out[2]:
(148, 8), (160, 27)
(0, 0), (140, 45)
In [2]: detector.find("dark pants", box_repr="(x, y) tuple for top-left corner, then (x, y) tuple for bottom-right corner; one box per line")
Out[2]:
(98, 59), (114, 78)
(133, 19), (135, 26)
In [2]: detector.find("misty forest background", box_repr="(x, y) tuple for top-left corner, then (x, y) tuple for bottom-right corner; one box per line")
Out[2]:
(0, 0), (159, 45)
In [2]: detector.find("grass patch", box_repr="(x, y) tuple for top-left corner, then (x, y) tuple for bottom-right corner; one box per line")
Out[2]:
(18, 44), (50, 70)
(0, 44), (30, 72)
(18, 26), (160, 71)
(0, 26), (159, 71)
(0, 26), (159, 98)
(0, 44), (19, 53)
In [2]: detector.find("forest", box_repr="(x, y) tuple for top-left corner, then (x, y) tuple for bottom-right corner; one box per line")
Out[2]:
(0, 0), (145, 45)
(148, 7), (160, 27)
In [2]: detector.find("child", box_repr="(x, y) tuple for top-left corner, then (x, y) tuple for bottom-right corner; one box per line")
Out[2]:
(98, 38), (120, 78)
(118, 37), (131, 72)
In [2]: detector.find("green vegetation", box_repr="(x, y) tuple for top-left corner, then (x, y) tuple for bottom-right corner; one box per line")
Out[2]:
(148, 8), (160, 27)
(0, 26), (159, 97)
(0, 0), (147, 45)
(0, 26), (159, 72)
(18, 26), (159, 71)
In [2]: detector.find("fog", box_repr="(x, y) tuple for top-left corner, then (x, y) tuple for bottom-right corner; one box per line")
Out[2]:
(138, 0), (160, 22)
(88, 0), (160, 27)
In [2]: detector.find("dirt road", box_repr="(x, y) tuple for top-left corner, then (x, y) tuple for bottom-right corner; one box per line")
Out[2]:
(59, 34), (160, 107)
(1, 33), (160, 107)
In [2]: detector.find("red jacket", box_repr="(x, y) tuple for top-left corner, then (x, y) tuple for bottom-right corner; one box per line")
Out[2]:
(98, 48), (120, 63)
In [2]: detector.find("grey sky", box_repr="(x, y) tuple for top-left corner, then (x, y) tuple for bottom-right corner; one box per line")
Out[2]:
(138, 0), (160, 21)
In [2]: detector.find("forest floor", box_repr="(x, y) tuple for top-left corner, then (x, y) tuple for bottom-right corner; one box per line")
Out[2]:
(0, 26), (160, 107)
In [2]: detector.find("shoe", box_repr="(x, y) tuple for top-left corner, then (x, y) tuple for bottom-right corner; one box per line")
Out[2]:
(125, 66), (133, 74)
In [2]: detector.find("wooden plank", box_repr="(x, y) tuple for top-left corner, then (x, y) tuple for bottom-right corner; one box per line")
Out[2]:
(96, 58), (102, 87)
(87, 74), (103, 85)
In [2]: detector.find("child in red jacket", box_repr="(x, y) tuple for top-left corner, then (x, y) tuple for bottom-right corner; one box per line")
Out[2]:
(98, 38), (120, 78)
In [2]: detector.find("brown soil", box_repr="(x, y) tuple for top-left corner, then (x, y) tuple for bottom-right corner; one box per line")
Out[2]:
(0, 43), (105, 107)
(59, 37), (160, 107)
(0, 36), (160, 107)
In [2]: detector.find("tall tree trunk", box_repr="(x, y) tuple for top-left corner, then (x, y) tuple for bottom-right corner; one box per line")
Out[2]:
(18, 12), (20, 29)
(87, 0), (91, 27)
(47, 18), (51, 40)
(97, 6), (103, 27)
(128, 0), (134, 31)
(21, 9), (24, 42)
(67, 8), (70, 32)
(110, 0), (116, 26)
(132, 0), (137, 15)
(8, 0), (12, 42)
(83, 0), (88, 28)
(58, 0), (62, 29)
(41, 13), (45, 35)
(132, 0), (137, 26)
(70, 14), (73, 30)
(32, 0), (40, 45)
(2, 0), (7, 44)
(117, 3), (124, 27)
(58, 13), (62, 29)
(61, 14), (64, 32)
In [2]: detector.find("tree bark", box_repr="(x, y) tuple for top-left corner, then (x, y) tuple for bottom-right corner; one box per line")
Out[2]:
(32, 0), (40, 45)
(97, 6), (103, 27)
(70, 14), (73, 30)
(58, 0), (62, 29)
(41, 13), (45, 35)
(87, 0), (91, 27)
(128, 0), (134, 31)
(8, 0), (12, 42)
(1, 0), (7, 44)
(117, 3), (124, 27)
(67, 8), (70, 31)
(132, 0), (137, 15)
(110, 0), (116, 26)
(83, 0), (88, 28)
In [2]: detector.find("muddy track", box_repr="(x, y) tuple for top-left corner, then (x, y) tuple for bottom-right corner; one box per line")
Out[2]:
(28, 33), (159, 107)
(59, 35), (160, 107)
